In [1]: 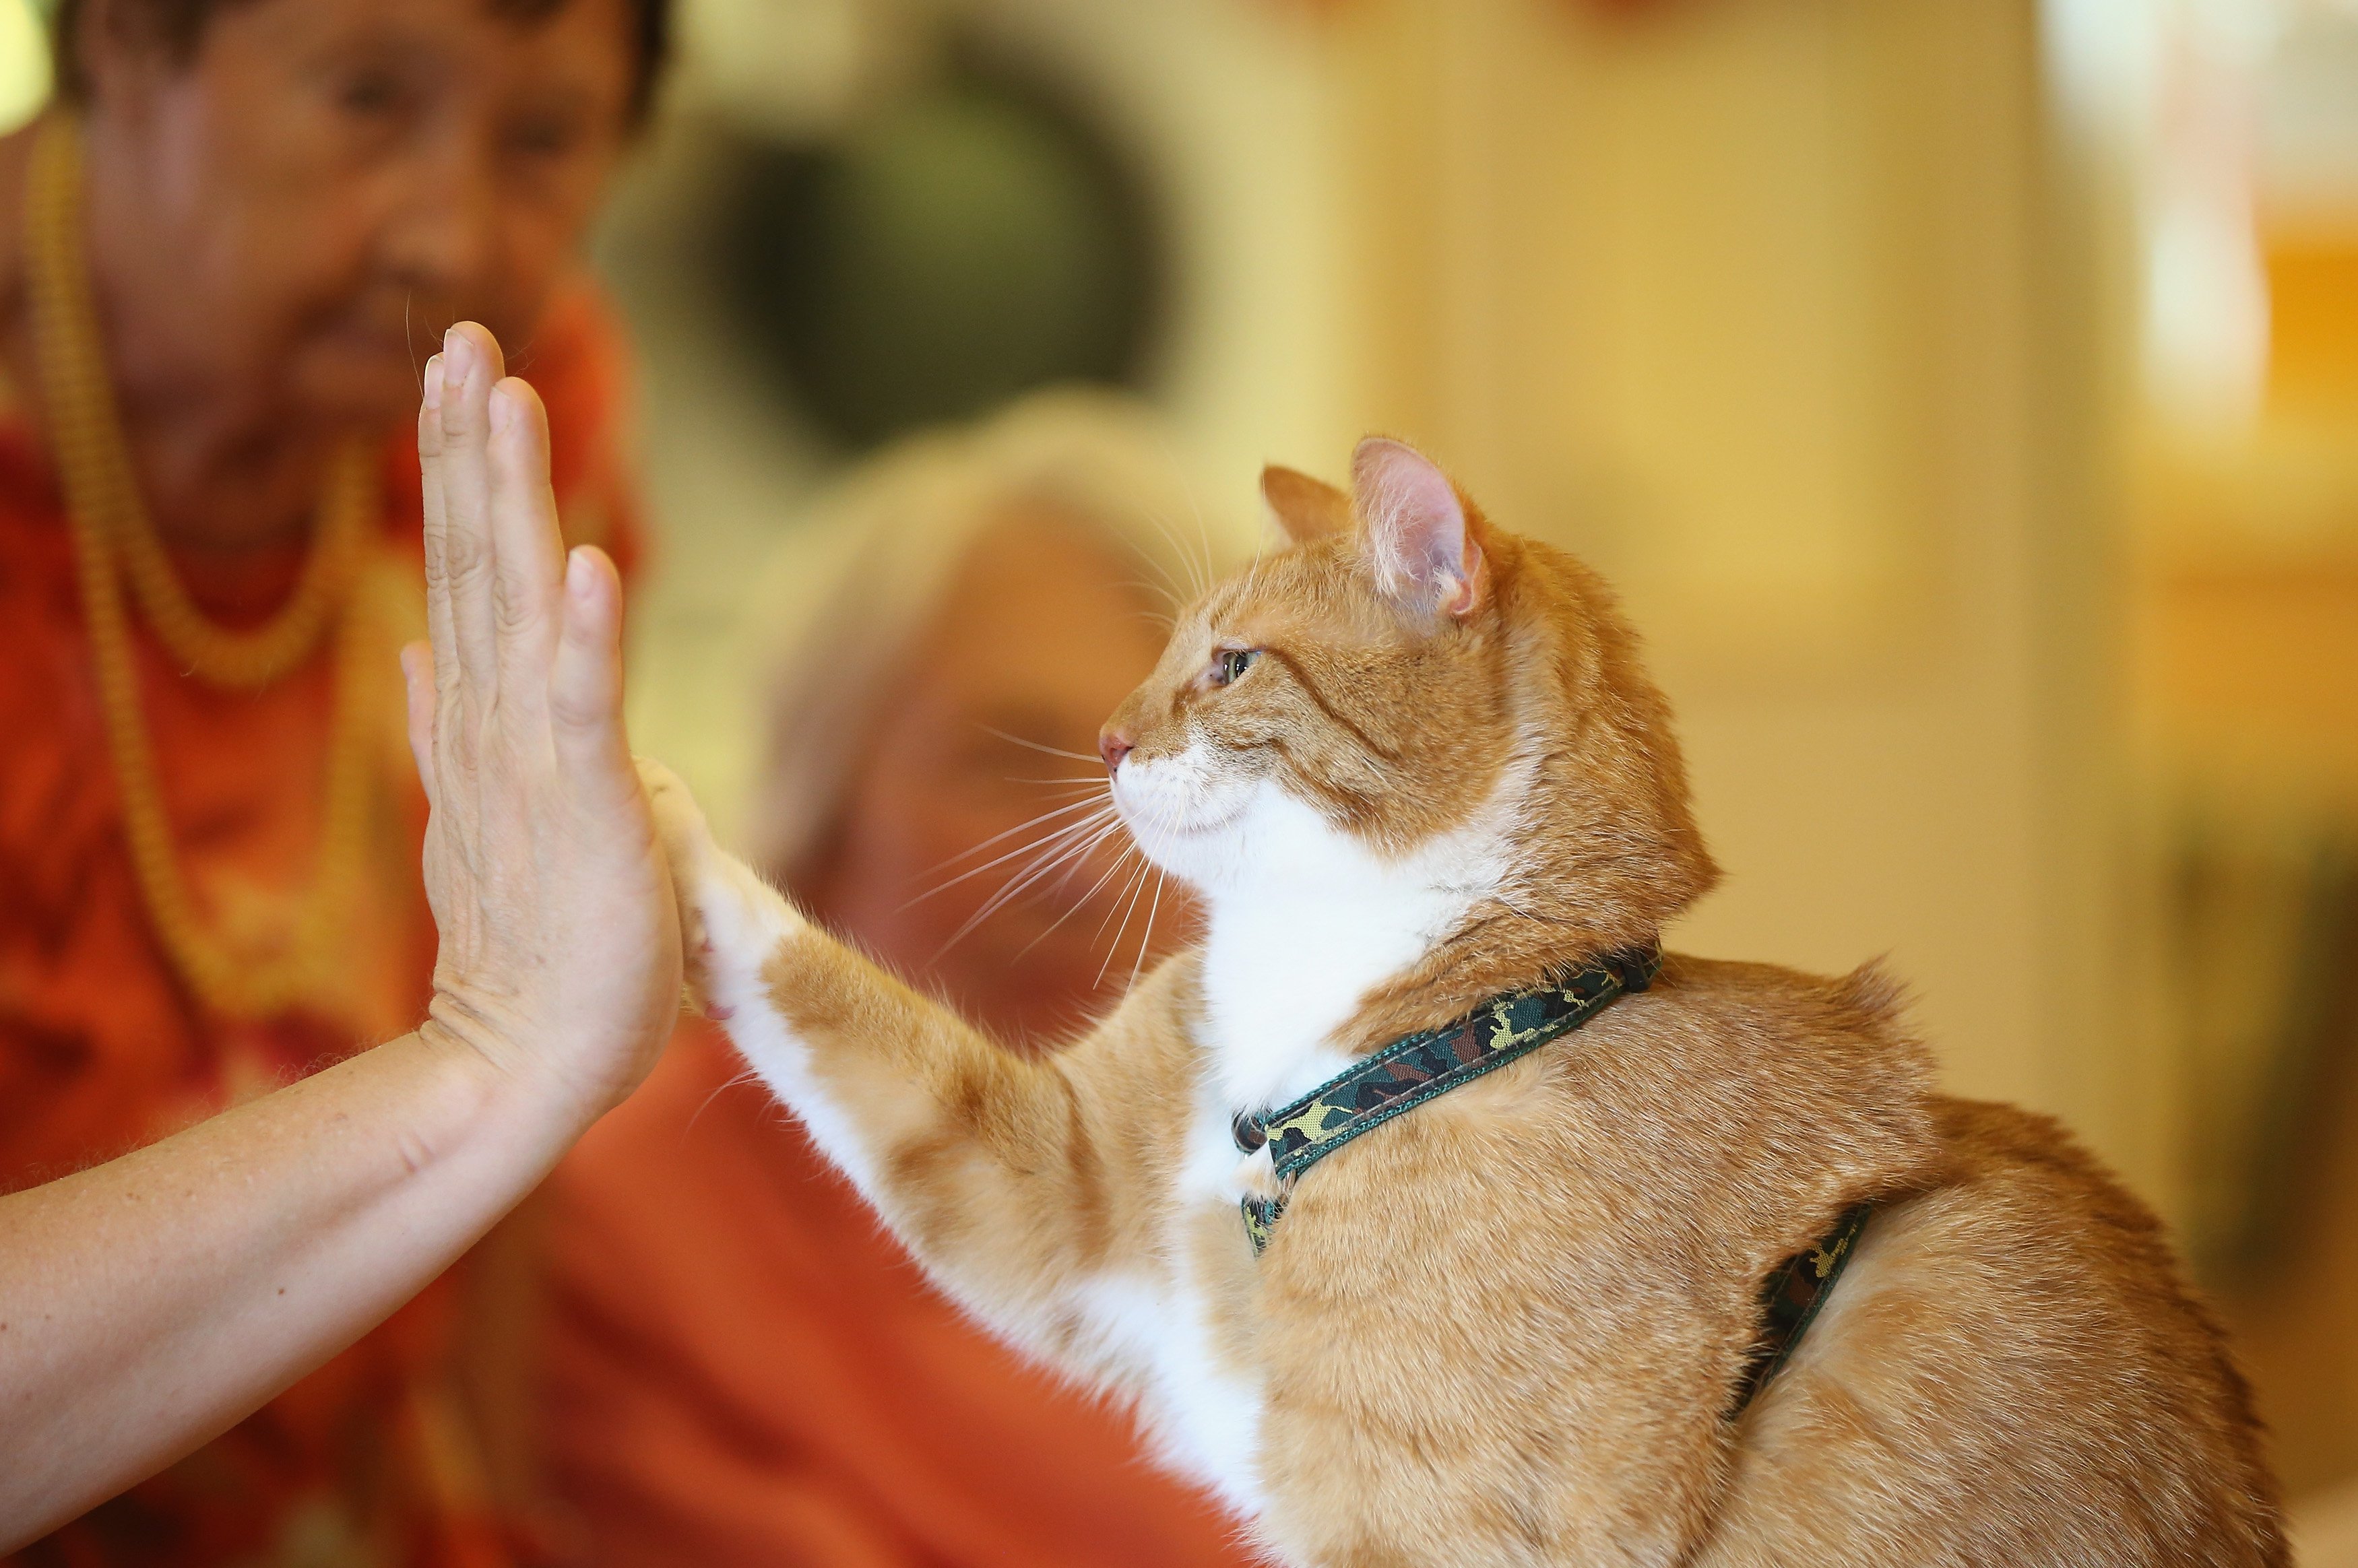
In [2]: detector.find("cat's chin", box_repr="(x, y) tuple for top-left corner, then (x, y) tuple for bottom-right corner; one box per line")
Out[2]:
(1112, 800), (1247, 887)
(1106, 754), (1256, 881)
(1120, 776), (1409, 909)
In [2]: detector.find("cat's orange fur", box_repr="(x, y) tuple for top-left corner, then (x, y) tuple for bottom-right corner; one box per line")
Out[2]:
(641, 438), (2283, 1566)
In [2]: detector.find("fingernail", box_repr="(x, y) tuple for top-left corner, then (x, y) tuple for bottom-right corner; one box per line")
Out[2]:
(565, 546), (595, 601)
(442, 327), (473, 387)
(421, 354), (443, 410)
(489, 385), (515, 434)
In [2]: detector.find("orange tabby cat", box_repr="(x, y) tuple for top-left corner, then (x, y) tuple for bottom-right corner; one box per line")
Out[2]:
(640, 438), (2284, 1566)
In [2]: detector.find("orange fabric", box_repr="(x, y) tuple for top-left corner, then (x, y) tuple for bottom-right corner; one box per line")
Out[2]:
(0, 284), (641, 1568)
(540, 1024), (1258, 1568)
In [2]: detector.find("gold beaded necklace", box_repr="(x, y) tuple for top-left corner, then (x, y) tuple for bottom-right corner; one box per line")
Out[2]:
(25, 118), (387, 1019)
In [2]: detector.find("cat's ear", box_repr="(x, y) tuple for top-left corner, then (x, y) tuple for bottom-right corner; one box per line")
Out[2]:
(1351, 437), (1487, 620)
(1261, 465), (1353, 544)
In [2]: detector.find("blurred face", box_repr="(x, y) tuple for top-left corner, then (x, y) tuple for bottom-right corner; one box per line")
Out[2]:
(798, 508), (1193, 1047)
(78, 0), (635, 434)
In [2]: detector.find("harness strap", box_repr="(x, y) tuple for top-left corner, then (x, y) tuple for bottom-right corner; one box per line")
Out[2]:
(1225, 945), (1875, 1413)
(1232, 947), (1661, 1255)
(1729, 1202), (1876, 1416)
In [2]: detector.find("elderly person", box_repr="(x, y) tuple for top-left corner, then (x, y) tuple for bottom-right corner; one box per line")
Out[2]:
(0, 3), (664, 1559)
(536, 393), (1260, 1567)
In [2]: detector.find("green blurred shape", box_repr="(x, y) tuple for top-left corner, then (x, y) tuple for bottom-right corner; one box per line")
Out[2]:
(726, 71), (1159, 450)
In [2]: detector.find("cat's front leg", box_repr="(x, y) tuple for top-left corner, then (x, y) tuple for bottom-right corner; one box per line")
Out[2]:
(636, 758), (1186, 1390)
(633, 759), (878, 1187)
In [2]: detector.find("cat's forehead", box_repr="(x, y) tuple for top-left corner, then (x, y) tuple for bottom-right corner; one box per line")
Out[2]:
(1190, 540), (1397, 645)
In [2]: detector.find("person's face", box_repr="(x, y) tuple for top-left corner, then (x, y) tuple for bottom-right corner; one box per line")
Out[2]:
(78, 0), (635, 430)
(800, 507), (1194, 1047)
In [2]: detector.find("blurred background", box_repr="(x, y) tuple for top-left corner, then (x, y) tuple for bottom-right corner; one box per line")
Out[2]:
(7, 0), (2355, 1555)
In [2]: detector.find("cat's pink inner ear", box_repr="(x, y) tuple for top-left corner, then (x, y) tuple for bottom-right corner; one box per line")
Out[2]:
(1261, 465), (1353, 544)
(1351, 438), (1484, 618)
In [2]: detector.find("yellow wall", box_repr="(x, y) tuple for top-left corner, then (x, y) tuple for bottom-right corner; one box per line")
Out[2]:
(1313, 0), (2155, 1198)
(0, 0), (51, 135)
(620, 0), (2158, 1204)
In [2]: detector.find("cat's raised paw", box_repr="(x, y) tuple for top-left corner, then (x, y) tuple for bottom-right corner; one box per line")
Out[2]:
(635, 756), (722, 1005)
(634, 755), (804, 1022)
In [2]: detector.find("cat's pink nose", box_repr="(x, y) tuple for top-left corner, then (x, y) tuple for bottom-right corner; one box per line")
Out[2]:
(1100, 731), (1135, 777)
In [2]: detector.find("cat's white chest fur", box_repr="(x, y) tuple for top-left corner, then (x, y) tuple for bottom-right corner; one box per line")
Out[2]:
(1077, 1094), (1279, 1516)
(1080, 775), (1512, 1514)
(1190, 782), (1508, 1114)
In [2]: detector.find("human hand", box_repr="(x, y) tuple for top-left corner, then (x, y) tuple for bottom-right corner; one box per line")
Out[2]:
(402, 323), (681, 1122)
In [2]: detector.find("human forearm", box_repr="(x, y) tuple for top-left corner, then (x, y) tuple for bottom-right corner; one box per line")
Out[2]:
(0, 1026), (589, 1549)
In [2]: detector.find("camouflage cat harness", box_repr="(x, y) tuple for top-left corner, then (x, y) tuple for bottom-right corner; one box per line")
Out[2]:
(1228, 946), (1663, 1254)
(1228, 946), (1876, 1416)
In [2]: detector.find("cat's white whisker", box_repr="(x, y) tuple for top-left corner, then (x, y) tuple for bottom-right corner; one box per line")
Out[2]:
(686, 1060), (772, 1134)
(1009, 840), (1147, 962)
(1143, 581), (1187, 627)
(922, 794), (1114, 874)
(1127, 514), (1196, 608)
(934, 816), (1132, 958)
(1151, 432), (1218, 598)
(903, 808), (1120, 912)
(1095, 855), (1157, 989)
(1185, 495), (1215, 599)
(1128, 867), (1169, 992)
(1135, 500), (1209, 603)
(1042, 820), (1130, 897)
(1238, 529), (1271, 602)
(1116, 576), (1182, 614)
(962, 816), (1124, 912)
(978, 726), (1104, 765)
(976, 817), (1127, 917)
(1085, 841), (1151, 946)
(903, 815), (1116, 908)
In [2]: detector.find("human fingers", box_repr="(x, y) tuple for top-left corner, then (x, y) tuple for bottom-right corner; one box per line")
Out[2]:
(417, 358), (465, 748)
(548, 546), (632, 804)
(432, 324), (509, 715)
(485, 379), (565, 703)
(400, 643), (439, 810)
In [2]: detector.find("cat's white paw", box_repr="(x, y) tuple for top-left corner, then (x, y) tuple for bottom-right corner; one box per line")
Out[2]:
(635, 756), (719, 1011)
(635, 758), (709, 870)
(635, 756), (800, 1022)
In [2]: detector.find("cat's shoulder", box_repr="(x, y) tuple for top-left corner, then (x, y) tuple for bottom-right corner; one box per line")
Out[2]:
(1587, 952), (1944, 1181)
(1650, 950), (1914, 1031)
(1638, 950), (1930, 1077)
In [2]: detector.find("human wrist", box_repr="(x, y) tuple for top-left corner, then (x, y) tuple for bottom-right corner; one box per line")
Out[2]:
(415, 990), (616, 1148)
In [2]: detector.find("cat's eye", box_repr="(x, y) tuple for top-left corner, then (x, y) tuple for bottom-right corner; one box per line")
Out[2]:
(1211, 649), (1261, 688)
